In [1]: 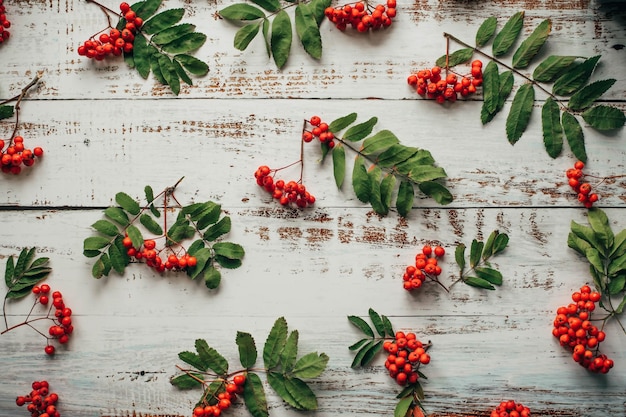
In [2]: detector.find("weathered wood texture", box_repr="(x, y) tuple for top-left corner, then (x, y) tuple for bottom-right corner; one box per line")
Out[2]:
(0, 0), (625, 416)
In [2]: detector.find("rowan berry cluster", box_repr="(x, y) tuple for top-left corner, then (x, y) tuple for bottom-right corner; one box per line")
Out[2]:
(402, 245), (445, 291)
(552, 285), (614, 373)
(303, 115), (336, 148)
(324, 0), (396, 32)
(490, 400), (531, 417)
(0, 136), (44, 175)
(192, 374), (246, 417)
(565, 160), (598, 208)
(122, 237), (198, 273)
(77, 2), (142, 59)
(254, 165), (316, 208)
(383, 331), (430, 386)
(407, 60), (483, 103)
(15, 380), (61, 417)
(0, 0), (11, 44)
(31, 284), (74, 355)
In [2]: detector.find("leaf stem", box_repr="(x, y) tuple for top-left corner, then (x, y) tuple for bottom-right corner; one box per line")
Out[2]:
(0, 71), (43, 142)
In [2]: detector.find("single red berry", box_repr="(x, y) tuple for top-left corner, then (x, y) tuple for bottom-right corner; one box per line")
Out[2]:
(44, 345), (55, 355)
(33, 147), (44, 157)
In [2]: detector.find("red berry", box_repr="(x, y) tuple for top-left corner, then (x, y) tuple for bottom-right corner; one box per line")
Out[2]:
(44, 345), (55, 355)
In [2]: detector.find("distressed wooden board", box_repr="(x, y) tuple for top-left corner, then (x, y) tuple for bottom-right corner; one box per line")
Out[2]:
(0, 208), (625, 416)
(0, 99), (624, 208)
(0, 0), (623, 99)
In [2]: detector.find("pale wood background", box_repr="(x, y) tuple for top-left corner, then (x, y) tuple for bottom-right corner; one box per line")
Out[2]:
(0, 0), (625, 416)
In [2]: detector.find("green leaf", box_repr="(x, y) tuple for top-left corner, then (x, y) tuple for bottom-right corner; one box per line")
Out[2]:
(243, 373), (269, 417)
(569, 79), (616, 111)
(482, 231), (498, 259)
(354, 340), (382, 367)
(220, 4), (265, 20)
(348, 338), (369, 351)
(475, 267), (503, 285)
(195, 339), (228, 375)
(587, 208), (614, 249)
(570, 220), (605, 256)
(0, 105), (14, 121)
(553, 55), (601, 96)
(171, 59), (192, 86)
(284, 377), (318, 410)
(417, 181), (453, 205)
(542, 97), (563, 158)
(455, 243), (466, 271)
(352, 156), (371, 203)
(91, 220), (119, 237)
(4, 255), (15, 287)
(617, 294), (626, 314)
(158, 54), (181, 95)
(91, 256), (106, 278)
(142, 8), (184, 34)
(264, 317), (288, 369)
(115, 192), (140, 215)
(610, 229), (626, 258)
(347, 315), (374, 337)
(394, 396), (414, 417)
(215, 255), (242, 269)
(280, 330), (299, 371)
(151, 23), (196, 45)
(204, 266), (221, 289)
(178, 350), (208, 371)
(162, 32), (207, 54)
(213, 242), (245, 260)
(236, 331), (258, 369)
(376, 144), (418, 168)
(493, 233), (509, 254)
(469, 240), (484, 268)
(482, 61), (500, 115)
(582, 105), (626, 131)
(329, 112), (357, 132)
(133, 0), (162, 19)
(187, 247), (211, 279)
(203, 216), (231, 242)
(506, 83), (535, 144)
(126, 224), (144, 250)
(167, 220), (194, 246)
(108, 241), (127, 274)
(368, 308), (385, 337)
(512, 19), (551, 69)
(382, 315), (394, 336)
(608, 274), (626, 296)
(492, 11), (524, 57)
(295, 4), (323, 60)
(5, 286), (36, 299)
(465, 276), (496, 290)
(84, 236), (111, 251)
(435, 48), (473, 68)
(250, 0), (280, 12)
(481, 70), (514, 125)
(332, 144), (346, 189)
(267, 373), (300, 409)
(140, 213), (163, 235)
(380, 174), (396, 216)
(170, 373), (203, 389)
(533, 55), (578, 82)
(262, 18), (271, 56)
(568, 231), (592, 257)
(608, 258), (626, 282)
(234, 22), (261, 51)
(369, 167), (385, 215)
(149, 47), (166, 84)
(270, 10), (292, 69)
(476, 16), (497, 47)
(360, 130), (400, 156)
(292, 352), (329, 378)
(395, 181), (414, 218)
(174, 54), (209, 76)
(343, 117), (377, 142)
(310, 0), (331, 24)
(408, 165), (447, 183)
(585, 248), (605, 275)
(131, 34), (151, 79)
(562, 112), (587, 162)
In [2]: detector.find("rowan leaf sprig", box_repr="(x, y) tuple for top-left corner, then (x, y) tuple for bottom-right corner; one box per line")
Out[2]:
(83, 178), (245, 290)
(218, 0), (331, 68)
(454, 230), (510, 290)
(435, 11), (625, 161)
(171, 317), (329, 416)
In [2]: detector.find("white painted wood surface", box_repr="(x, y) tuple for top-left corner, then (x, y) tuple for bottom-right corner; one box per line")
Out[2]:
(0, 0), (625, 416)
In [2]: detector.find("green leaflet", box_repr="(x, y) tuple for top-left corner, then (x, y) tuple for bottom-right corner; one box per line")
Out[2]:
(562, 112), (587, 162)
(158, 54), (181, 95)
(481, 61), (500, 116)
(284, 377), (318, 410)
(343, 116), (378, 142)
(142, 8), (185, 34)
(115, 192), (140, 215)
(150, 46), (166, 84)
(368, 308), (385, 337)
(174, 54), (209, 76)
(234, 22), (261, 51)
(267, 373), (300, 409)
(360, 130), (399, 155)
(203, 266), (221, 289)
(512, 19), (551, 69)
(249, 0), (280, 12)
(203, 216), (232, 242)
(172, 56), (192, 86)
(376, 144), (418, 168)
(332, 144), (346, 188)
(195, 339), (228, 375)
(394, 396), (414, 417)
(476, 16), (497, 47)
(379, 174), (396, 215)
(236, 331), (258, 368)
(178, 350), (208, 372)
(506, 83), (535, 144)
(465, 276), (496, 290)
(553, 55), (601, 96)
(407, 165), (447, 183)
(309, 0), (332, 25)
(417, 181), (453, 205)
(264, 317), (288, 369)
(435, 48), (473, 68)
(161, 32), (207, 54)
(469, 240), (484, 268)
(108, 240), (128, 274)
(368, 166), (385, 215)
(213, 242), (245, 260)
(587, 207), (614, 249)
(474, 267), (503, 285)
(133, 0), (162, 19)
(0, 105), (14, 121)
(395, 181), (414, 218)
(280, 330), (299, 371)
(140, 213), (163, 235)
(568, 79), (616, 111)
(132, 34), (151, 79)
(126, 224), (144, 249)
(91, 220), (119, 237)
(492, 11), (524, 57)
(84, 236), (111, 251)
(262, 18), (271, 56)
(151, 24), (196, 45)
(481, 70), (514, 125)
(532, 55), (578, 82)
(329, 112), (357, 132)
(295, 4), (322, 60)
(292, 351), (329, 378)
(169, 373), (203, 389)
(455, 244), (466, 271)
(582, 105), (626, 131)
(220, 4), (265, 20)
(541, 97), (563, 159)
(271, 10), (292, 68)
(347, 314), (374, 337)
(352, 156), (371, 203)
(243, 373), (269, 417)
